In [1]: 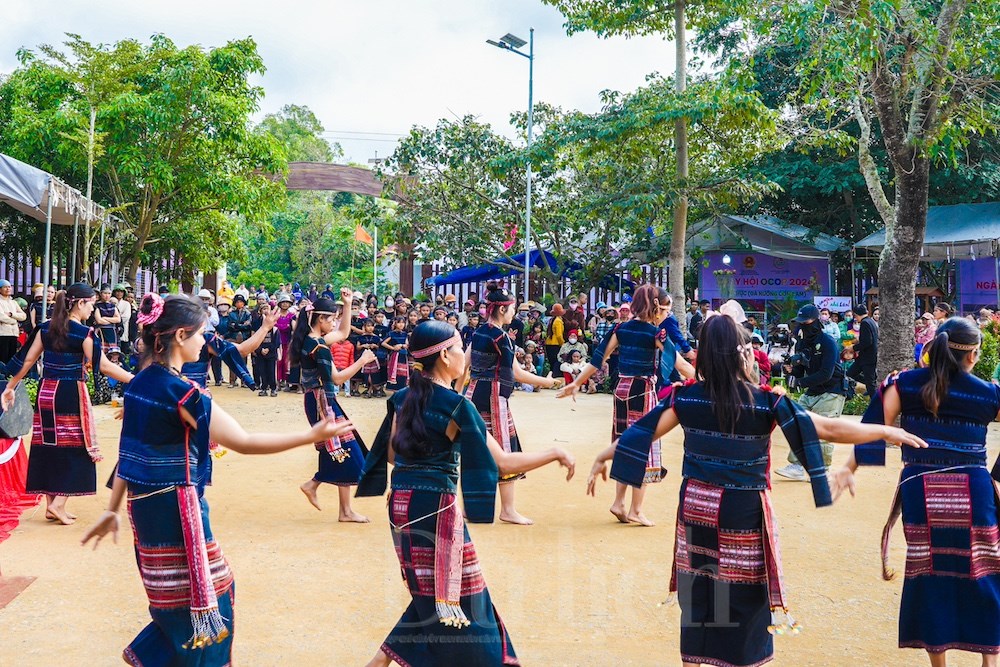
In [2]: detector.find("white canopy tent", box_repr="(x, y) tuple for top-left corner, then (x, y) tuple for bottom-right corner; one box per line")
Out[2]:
(0, 153), (117, 317)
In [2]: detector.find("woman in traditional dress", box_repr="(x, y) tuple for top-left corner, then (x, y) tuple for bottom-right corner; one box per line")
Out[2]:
(836, 317), (1000, 666)
(586, 314), (927, 667)
(78, 293), (355, 666)
(1, 283), (134, 524)
(291, 292), (376, 522)
(464, 282), (558, 525)
(274, 293), (296, 389)
(358, 320), (574, 667)
(558, 284), (687, 526)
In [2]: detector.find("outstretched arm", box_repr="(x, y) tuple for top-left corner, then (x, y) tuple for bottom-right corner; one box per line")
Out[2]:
(201, 402), (355, 455)
(485, 431), (574, 480)
(586, 407), (680, 495)
(80, 474), (127, 549)
(236, 309), (278, 356)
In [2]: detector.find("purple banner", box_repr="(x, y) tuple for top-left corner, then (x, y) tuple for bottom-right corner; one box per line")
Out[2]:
(957, 258), (1000, 310)
(699, 252), (830, 301)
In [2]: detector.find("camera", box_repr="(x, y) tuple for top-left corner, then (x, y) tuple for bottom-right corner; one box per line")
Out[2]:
(781, 352), (805, 366)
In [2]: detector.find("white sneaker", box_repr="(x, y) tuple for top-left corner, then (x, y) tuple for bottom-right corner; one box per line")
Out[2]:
(774, 463), (807, 481)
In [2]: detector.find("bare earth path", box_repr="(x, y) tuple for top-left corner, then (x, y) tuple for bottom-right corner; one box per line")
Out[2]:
(1, 387), (995, 666)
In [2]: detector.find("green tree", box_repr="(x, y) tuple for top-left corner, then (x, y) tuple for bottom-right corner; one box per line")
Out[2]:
(254, 104), (341, 163)
(543, 0), (695, 323)
(752, 0), (1000, 378)
(0, 34), (286, 285)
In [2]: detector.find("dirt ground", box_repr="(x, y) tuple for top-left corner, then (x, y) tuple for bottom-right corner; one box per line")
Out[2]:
(1, 386), (996, 667)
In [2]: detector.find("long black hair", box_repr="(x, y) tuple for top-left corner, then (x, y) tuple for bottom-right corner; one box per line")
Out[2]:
(138, 294), (206, 369)
(695, 314), (755, 434)
(288, 297), (338, 366)
(49, 282), (95, 351)
(921, 316), (981, 417)
(392, 320), (458, 459)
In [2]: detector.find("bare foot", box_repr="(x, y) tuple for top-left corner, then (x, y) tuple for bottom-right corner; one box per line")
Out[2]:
(45, 508), (76, 525)
(300, 482), (322, 511)
(609, 506), (629, 524)
(46, 510), (78, 521)
(627, 511), (655, 527)
(499, 511), (534, 525)
(338, 510), (370, 523)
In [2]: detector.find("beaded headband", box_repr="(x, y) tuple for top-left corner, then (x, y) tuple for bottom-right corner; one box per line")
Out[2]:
(410, 331), (463, 359)
(947, 341), (979, 351)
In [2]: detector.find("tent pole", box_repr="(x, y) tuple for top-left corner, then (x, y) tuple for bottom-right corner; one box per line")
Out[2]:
(373, 225), (378, 297)
(41, 181), (54, 322)
(98, 219), (107, 287)
(70, 213), (79, 284)
(850, 247), (857, 305)
(994, 245), (999, 309)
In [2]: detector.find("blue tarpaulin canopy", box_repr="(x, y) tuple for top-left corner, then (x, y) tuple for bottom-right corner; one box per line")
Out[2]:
(426, 250), (635, 293)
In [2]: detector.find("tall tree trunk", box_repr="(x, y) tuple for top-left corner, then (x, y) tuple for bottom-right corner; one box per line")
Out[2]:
(669, 0), (689, 329)
(81, 106), (96, 282)
(876, 156), (930, 381)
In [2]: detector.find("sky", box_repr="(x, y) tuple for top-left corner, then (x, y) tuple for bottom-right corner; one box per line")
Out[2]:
(1, 0), (677, 164)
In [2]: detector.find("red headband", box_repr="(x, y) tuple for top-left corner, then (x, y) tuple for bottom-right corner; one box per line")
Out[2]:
(410, 331), (463, 359)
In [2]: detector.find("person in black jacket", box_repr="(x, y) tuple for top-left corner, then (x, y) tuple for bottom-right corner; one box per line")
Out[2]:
(847, 302), (879, 397)
(775, 304), (850, 481)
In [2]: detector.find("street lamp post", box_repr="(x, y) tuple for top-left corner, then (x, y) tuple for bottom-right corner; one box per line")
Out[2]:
(487, 29), (534, 301)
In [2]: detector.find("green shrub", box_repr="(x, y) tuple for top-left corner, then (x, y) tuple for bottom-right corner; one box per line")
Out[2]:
(841, 393), (871, 416)
(23, 377), (39, 408)
(973, 329), (1000, 382)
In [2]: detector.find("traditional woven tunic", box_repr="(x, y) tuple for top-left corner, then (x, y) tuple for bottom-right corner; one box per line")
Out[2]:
(358, 385), (518, 666)
(591, 319), (664, 483)
(5, 321), (103, 496)
(857, 369), (1000, 655)
(300, 336), (367, 485)
(466, 323), (524, 483)
(612, 382), (831, 667)
(384, 330), (410, 390)
(116, 364), (235, 666)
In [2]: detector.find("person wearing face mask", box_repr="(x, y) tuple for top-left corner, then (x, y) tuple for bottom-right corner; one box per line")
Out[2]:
(774, 304), (849, 481)
(819, 307), (841, 346)
(558, 329), (588, 366)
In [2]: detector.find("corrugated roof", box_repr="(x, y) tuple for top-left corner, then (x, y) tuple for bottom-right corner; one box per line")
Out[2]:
(855, 203), (1000, 258)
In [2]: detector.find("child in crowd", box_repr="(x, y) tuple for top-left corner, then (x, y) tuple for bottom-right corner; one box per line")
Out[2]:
(382, 316), (410, 391)
(329, 336), (355, 397)
(461, 312), (481, 348)
(356, 319), (384, 397)
(446, 312), (460, 329)
(253, 303), (279, 397)
(514, 347), (536, 393)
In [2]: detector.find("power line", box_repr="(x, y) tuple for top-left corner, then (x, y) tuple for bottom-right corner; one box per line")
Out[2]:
(321, 130), (405, 137)
(325, 136), (401, 143)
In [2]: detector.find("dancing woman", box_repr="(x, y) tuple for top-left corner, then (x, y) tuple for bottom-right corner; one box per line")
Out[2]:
(586, 314), (926, 667)
(78, 293), (355, 666)
(464, 282), (558, 525)
(93, 284), (122, 354)
(290, 291), (376, 522)
(1, 283), (134, 524)
(836, 317), (1000, 667)
(557, 284), (685, 526)
(357, 320), (574, 667)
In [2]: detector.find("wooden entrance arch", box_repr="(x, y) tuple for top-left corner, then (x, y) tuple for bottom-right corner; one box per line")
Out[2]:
(280, 162), (416, 295)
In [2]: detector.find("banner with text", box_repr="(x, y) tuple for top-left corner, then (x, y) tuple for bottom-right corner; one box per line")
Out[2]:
(699, 252), (831, 303)
(958, 258), (1000, 310)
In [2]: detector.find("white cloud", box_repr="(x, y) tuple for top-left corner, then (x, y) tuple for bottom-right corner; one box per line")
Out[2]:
(0, 0), (677, 163)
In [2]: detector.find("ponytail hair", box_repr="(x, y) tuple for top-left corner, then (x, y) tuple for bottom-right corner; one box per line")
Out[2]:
(49, 283), (96, 351)
(288, 297), (339, 366)
(630, 283), (661, 323)
(392, 320), (460, 459)
(138, 294), (206, 369)
(921, 317), (981, 417)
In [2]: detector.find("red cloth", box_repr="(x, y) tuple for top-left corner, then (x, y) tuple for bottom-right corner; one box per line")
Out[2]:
(753, 349), (772, 383)
(330, 340), (355, 372)
(0, 438), (40, 543)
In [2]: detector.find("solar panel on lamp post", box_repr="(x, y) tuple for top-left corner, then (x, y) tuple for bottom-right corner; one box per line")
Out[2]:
(486, 29), (534, 302)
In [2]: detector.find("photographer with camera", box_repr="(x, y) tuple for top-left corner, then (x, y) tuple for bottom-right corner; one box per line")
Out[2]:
(774, 304), (850, 481)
